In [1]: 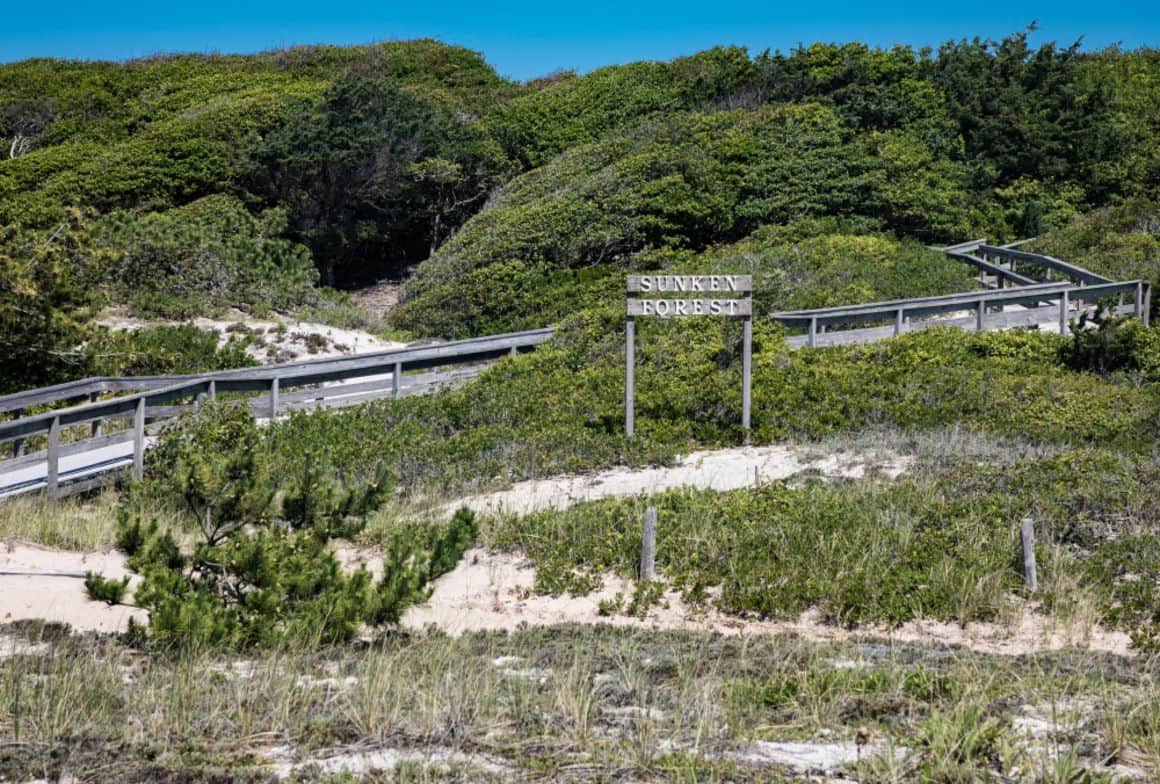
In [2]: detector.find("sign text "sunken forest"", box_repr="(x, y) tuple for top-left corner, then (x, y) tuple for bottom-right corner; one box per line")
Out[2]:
(626, 275), (753, 293)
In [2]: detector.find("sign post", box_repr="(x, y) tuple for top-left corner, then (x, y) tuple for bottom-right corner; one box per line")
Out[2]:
(625, 275), (753, 441)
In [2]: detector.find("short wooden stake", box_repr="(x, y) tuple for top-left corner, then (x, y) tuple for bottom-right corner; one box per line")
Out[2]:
(1021, 518), (1038, 591)
(640, 506), (657, 581)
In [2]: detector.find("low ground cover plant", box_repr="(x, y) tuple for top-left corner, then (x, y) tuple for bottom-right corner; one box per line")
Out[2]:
(487, 447), (1160, 642)
(1, 623), (1154, 782)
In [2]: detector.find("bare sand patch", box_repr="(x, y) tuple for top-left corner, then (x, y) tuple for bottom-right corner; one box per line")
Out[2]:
(98, 310), (404, 363)
(0, 542), (145, 632)
(444, 444), (911, 519)
(400, 548), (1134, 657)
(257, 743), (513, 779)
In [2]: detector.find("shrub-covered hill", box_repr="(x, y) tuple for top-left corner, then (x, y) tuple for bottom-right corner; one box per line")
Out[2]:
(2, 33), (1159, 387)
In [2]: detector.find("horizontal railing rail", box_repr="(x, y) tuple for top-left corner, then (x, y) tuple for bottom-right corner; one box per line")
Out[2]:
(0, 328), (556, 500)
(773, 279), (1150, 347)
(975, 244), (1112, 286)
(0, 328), (555, 415)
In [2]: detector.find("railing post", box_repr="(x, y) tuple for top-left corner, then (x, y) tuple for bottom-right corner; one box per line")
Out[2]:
(269, 377), (279, 419)
(1059, 291), (1070, 336)
(12, 408), (24, 457)
(90, 392), (102, 437)
(894, 309), (904, 336)
(1136, 282), (1144, 319)
(133, 397), (145, 480)
(393, 362), (403, 400)
(625, 318), (635, 437)
(47, 416), (60, 500)
(1144, 284), (1152, 328)
(976, 299), (986, 331)
(808, 317), (817, 348)
(208, 379), (217, 400)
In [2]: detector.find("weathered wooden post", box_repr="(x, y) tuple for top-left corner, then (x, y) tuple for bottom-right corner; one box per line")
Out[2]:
(625, 316), (635, 437)
(1020, 518), (1038, 591)
(90, 392), (102, 437)
(741, 315), (752, 442)
(269, 377), (280, 419)
(12, 408), (24, 458)
(133, 397), (145, 480)
(393, 361), (403, 400)
(640, 506), (657, 581)
(46, 416), (60, 500)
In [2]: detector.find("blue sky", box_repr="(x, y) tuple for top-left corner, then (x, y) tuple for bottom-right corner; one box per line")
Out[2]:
(4, 1), (1157, 80)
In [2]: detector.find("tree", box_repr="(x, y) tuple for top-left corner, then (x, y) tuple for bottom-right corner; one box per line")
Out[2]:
(243, 73), (507, 286)
(87, 402), (478, 651)
(0, 210), (109, 393)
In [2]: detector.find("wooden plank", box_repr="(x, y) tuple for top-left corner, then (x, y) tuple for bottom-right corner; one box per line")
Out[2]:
(627, 298), (752, 317)
(0, 430), (135, 472)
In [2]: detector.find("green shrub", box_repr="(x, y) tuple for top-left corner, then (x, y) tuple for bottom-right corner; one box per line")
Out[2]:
(89, 402), (477, 651)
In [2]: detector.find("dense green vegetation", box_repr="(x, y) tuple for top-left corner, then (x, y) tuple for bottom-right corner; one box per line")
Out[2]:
(2, 32), (1158, 388)
(260, 322), (1160, 502)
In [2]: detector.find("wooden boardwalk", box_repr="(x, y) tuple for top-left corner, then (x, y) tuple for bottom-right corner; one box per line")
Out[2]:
(0, 329), (554, 500)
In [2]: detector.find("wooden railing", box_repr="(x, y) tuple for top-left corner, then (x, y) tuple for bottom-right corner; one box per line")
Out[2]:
(0, 328), (555, 499)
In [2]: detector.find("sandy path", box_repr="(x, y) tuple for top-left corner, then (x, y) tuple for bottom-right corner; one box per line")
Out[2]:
(445, 445), (910, 519)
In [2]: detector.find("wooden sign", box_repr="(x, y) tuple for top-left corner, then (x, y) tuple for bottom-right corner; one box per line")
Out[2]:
(627, 275), (753, 293)
(624, 274), (752, 441)
(627, 298), (752, 317)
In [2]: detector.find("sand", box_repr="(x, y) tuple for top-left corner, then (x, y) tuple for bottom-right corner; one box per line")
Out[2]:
(445, 444), (910, 519)
(98, 311), (404, 364)
(0, 443), (1134, 656)
(399, 548), (1134, 658)
(0, 541), (145, 632)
